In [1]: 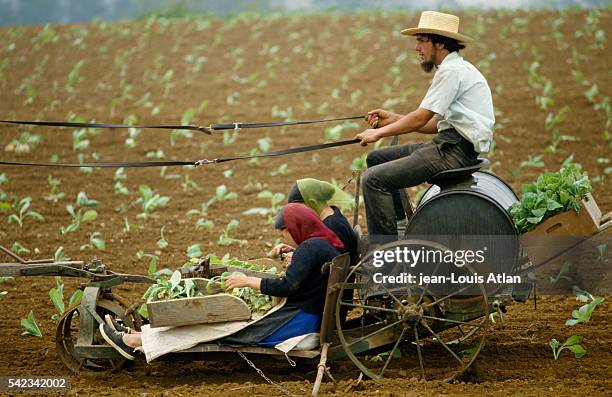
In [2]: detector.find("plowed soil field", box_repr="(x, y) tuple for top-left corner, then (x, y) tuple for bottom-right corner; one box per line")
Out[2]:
(0, 8), (610, 396)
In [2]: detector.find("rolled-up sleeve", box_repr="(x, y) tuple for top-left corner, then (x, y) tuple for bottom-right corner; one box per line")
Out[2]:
(419, 68), (460, 117)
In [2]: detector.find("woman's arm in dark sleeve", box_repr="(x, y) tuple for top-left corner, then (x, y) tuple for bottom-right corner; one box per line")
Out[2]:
(260, 242), (319, 297)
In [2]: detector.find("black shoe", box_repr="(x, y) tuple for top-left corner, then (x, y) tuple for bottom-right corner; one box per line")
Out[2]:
(99, 323), (136, 360)
(104, 314), (132, 334)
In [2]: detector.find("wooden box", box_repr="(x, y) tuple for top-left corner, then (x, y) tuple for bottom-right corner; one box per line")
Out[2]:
(520, 193), (603, 266)
(147, 291), (251, 328)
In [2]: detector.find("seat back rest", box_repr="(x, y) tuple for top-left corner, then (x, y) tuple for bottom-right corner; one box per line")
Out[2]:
(427, 158), (490, 186)
(319, 253), (350, 345)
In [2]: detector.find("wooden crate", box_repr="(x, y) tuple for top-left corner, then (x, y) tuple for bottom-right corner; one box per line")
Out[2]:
(520, 193), (603, 266)
(147, 294), (251, 328)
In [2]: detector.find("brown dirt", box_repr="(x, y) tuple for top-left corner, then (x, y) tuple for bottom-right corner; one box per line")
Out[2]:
(0, 8), (610, 397)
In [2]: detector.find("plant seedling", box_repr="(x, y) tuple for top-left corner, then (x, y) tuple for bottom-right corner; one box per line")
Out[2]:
(157, 225), (168, 249)
(54, 246), (69, 262)
(218, 220), (247, 246)
(137, 251), (172, 279)
(549, 335), (586, 359)
(565, 290), (605, 326)
(80, 232), (105, 251)
(76, 191), (99, 207)
(21, 310), (42, 337)
(10, 241), (29, 254)
(181, 174), (199, 192)
(60, 204), (97, 234)
(44, 175), (65, 202)
(186, 244), (203, 259)
(5, 132), (42, 154)
(7, 196), (45, 228)
(135, 184), (169, 219)
(0, 276), (14, 297)
(269, 163), (288, 176)
(242, 191), (285, 220)
(49, 276), (83, 321)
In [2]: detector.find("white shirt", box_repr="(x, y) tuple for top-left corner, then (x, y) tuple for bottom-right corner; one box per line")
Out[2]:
(419, 52), (495, 153)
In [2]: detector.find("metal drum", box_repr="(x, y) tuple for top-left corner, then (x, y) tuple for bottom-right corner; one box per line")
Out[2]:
(406, 171), (520, 292)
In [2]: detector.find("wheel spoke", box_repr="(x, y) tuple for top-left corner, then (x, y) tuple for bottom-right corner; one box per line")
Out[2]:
(423, 284), (474, 308)
(421, 315), (483, 328)
(359, 265), (405, 308)
(347, 319), (404, 347)
(413, 325), (425, 379)
(340, 301), (401, 314)
(379, 326), (407, 377)
(420, 321), (464, 365)
(416, 262), (441, 305)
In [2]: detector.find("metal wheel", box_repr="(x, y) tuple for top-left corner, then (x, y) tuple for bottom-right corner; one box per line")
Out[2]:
(56, 294), (139, 372)
(336, 239), (490, 381)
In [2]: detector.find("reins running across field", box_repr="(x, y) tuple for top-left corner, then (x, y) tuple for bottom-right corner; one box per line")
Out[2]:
(0, 138), (361, 168)
(0, 114), (366, 168)
(0, 115), (365, 134)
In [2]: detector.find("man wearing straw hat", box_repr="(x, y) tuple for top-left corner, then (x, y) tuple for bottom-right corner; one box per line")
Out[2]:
(355, 11), (494, 245)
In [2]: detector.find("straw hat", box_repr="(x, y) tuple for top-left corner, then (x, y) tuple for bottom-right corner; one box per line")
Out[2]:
(401, 11), (473, 44)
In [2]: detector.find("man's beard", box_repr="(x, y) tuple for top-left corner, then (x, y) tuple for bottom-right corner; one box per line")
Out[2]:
(420, 60), (434, 73)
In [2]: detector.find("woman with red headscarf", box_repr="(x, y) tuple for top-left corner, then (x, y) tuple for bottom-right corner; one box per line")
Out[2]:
(223, 202), (344, 346)
(98, 203), (344, 358)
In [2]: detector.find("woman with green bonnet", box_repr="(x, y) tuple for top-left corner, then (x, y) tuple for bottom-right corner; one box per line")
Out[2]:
(272, 178), (358, 266)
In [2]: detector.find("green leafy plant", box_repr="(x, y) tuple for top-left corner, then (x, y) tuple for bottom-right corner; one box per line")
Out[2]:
(269, 163), (288, 176)
(21, 310), (42, 337)
(4, 132), (42, 154)
(7, 197), (45, 228)
(520, 154), (544, 168)
(80, 232), (105, 251)
(137, 251), (172, 279)
(565, 290), (605, 326)
(218, 220), (247, 246)
(549, 335), (586, 360)
(186, 244), (203, 259)
(135, 184), (169, 219)
(44, 175), (65, 202)
(242, 191), (285, 218)
(48, 277), (83, 322)
(0, 276), (14, 297)
(157, 225), (168, 249)
(509, 164), (592, 234)
(60, 204), (97, 234)
(10, 241), (29, 254)
(324, 122), (359, 142)
(76, 192), (99, 207)
(143, 270), (197, 301)
(54, 246), (69, 262)
(181, 174), (199, 192)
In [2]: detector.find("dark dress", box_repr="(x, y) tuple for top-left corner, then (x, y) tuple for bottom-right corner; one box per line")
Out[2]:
(221, 238), (339, 345)
(323, 206), (359, 265)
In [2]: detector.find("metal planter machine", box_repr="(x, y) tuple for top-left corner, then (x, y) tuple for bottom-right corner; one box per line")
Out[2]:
(2, 159), (610, 395)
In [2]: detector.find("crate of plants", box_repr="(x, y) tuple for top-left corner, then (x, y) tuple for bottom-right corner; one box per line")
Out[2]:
(206, 253), (284, 279)
(509, 164), (604, 265)
(144, 269), (275, 328)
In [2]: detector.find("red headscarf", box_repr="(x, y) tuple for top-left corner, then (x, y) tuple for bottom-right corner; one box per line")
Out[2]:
(281, 203), (344, 250)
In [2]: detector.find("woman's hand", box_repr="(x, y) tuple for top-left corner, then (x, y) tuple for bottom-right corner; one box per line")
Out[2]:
(225, 275), (261, 291)
(269, 243), (295, 258)
(284, 251), (294, 267)
(365, 109), (401, 128)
